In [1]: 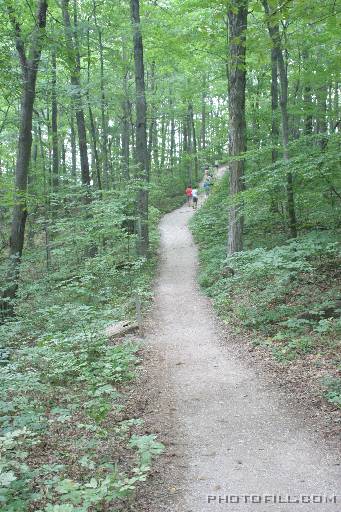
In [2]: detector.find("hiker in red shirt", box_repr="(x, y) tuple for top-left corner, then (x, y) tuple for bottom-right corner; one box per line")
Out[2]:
(185, 185), (192, 207)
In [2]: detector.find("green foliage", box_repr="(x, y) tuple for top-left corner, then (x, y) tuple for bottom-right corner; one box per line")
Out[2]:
(322, 377), (341, 408)
(1, 0), (341, 507)
(191, 174), (341, 400)
(0, 184), (166, 510)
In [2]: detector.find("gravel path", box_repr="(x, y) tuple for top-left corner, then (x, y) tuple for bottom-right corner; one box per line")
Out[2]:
(143, 200), (340, 512)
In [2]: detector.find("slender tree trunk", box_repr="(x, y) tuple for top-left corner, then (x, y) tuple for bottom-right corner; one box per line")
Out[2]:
(303, 51), (313, 135)
(130, 0), (149, 257)
(51, 48), (59, 191)
(147, 61), (156, 175)
(189, 102), (199, 181)
(270, 48), (280, 213)
(183, 113), (192, 184)
(93, 0), (109, 188)
(227, 0), (248, 255)
(121, 42), (130, 180)
(201, 74), (207, 150)
(38, 123), (47, 197)
(334, 81), (339, 128)
(88, 105), (102, 189)
(153, 119), (160, 175)
(27, 129), (38, 249)
(61, 139), (67, 175)
(262, 0), (297, 238)
(170, 94), (176, 172)
(122, 99), (131, 180)
(271, 48), (279, 163)
(2, 0), (48, 313)
(316, 84), (327, 149)
(130, 112), (137, 165)
(86, 26), (102, 190)
(61, 0), (90, 186)
(70, 108), (77, 179)
(160, 112), (166, 169)
(46, 105), (52, 191)
(121, 98), (130, 180)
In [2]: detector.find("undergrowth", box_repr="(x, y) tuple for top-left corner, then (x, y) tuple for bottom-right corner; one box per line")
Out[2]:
(0, 179), (180, 511)
(191, 174), (341, 409)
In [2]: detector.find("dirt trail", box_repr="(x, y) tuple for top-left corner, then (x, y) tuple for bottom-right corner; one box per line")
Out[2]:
(142, 197), (340, 512)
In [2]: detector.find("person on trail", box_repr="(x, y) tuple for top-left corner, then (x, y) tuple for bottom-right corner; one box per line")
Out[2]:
(185, 185), (192, 206)
(192, 188), (198, 209)
(203, 179), (210, 198)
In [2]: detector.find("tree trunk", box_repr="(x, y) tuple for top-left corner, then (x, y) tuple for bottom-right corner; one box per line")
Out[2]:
(130, 0), (149, 257)
(2, 0), (48, 314)
(160, 112), (166, 169)
(303, 50), (313, 135)
(86, 26), (102, 190)
(51, 48), (59, 191)
(121, 42), (130, 180)
(201, 74), (207, 150)
(93, 0), (109, 188)
(122, 99), (130, 180)
(183, 114), (191, 184)
(189, 102), (199, 181)
(61, 139), (67, 175)
(316, 84), (327, 149)
(170, 95), (176, 172)
(61, 0), (90, 186)
(271, 48), (279, 163)
(121, 98), (130, 180)
(70, 108), (77, 179)
(147, 61), (156, 175)
(262, 0), (297, 238)
(227, 0), (247, 255)
(334, 81), (339, 129)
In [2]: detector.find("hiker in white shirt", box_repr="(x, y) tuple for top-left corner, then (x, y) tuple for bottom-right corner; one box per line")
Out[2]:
(192, 188), (198, 209)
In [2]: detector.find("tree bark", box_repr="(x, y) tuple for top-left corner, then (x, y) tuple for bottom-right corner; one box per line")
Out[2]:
(70, 108), (77, 179)
(51, 48), (59, 191)
(201, 74), (207, 150)
(153, 120), (160, 175)
(170, 95), (176, 172)
(2, 0), (48, 313)
(227, 0), (247, 255)
(334, 81), (339, 129)
(271, 48), (279, 163)
(121, 42), (130, 180)
(61, 0), (90, 186)
(121, 99), (131, 180)
(130, 0), (149, 257)
(303, 50), (313, 136)
(189, 102), (199, 181)
(147, 61), (156, 175)
(160, 112), (167, 169)
(316, 84), (327, 149)
(93, 0), (109, 188)
(86, 26), (102, 190)
(262, 0), (297, 238)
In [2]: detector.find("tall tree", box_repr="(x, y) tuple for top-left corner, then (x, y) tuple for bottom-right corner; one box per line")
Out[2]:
(51, 47), (59, 191)
(130, 0), (149, 257)
(93, 0), (109, 188)
(2, 0), (48, 311)
(262, 0), (297, 238)
(61, 0), (91, 186)
(227, 0), (248, 255)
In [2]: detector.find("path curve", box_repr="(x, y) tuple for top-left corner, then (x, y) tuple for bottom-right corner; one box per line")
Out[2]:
(143, 200), (340, 512)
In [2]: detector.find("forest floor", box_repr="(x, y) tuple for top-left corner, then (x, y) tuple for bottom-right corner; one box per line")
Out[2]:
(129, 192), (341, 512)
